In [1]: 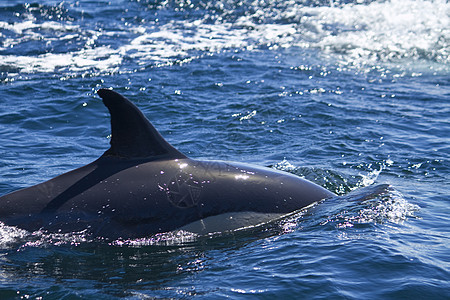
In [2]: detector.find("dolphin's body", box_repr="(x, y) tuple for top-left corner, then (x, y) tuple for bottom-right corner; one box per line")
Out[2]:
(0, 89), (335, 239)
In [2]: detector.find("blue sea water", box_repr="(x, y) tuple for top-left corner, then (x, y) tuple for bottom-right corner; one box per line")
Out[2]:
(0, 0), (449, 298)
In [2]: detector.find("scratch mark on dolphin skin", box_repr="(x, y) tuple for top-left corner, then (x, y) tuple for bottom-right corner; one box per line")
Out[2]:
(162, 172), (203, 209)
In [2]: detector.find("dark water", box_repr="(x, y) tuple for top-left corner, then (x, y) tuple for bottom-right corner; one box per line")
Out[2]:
(0, 0), (449, 299)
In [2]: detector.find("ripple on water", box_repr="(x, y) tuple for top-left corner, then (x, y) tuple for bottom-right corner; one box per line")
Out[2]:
(1, 0), (448, 78)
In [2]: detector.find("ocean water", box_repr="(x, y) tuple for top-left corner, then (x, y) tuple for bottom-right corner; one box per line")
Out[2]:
(0, 0), (449, 298)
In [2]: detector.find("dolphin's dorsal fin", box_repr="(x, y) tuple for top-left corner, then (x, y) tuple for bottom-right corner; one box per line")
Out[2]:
(97, 88), (186, 159)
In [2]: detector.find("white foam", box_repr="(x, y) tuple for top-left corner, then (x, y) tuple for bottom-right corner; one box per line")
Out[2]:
(0, 0), (447, 74)
(1, 47), (122, 73)
(0, 19), (78, 34)
(297, 0), (450, 67)
(358, 166), (382, 188)
(357, 189), (420, 225)
(0, 222), (28, 247)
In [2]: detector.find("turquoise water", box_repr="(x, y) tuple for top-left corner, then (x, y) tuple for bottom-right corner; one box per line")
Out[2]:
(0, 0), (449, 298)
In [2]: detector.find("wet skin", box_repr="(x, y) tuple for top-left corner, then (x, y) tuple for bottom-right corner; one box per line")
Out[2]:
(0, 89), (335, 239)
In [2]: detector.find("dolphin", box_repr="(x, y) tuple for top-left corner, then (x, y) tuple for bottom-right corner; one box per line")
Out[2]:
(0, 89), (335, 239)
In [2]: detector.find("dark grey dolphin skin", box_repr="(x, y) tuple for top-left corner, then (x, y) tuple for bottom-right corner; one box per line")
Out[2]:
(0, 89), (335, 239)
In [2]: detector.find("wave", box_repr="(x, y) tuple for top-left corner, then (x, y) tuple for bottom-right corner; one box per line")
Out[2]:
(0, 158), (419, 249)
(0, 0), (448, 76)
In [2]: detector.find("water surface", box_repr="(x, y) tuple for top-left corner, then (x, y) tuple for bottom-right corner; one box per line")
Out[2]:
(0, 0), (449, 298)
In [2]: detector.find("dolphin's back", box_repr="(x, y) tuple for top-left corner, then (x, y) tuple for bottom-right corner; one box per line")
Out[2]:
(0, 89), (335, 238)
